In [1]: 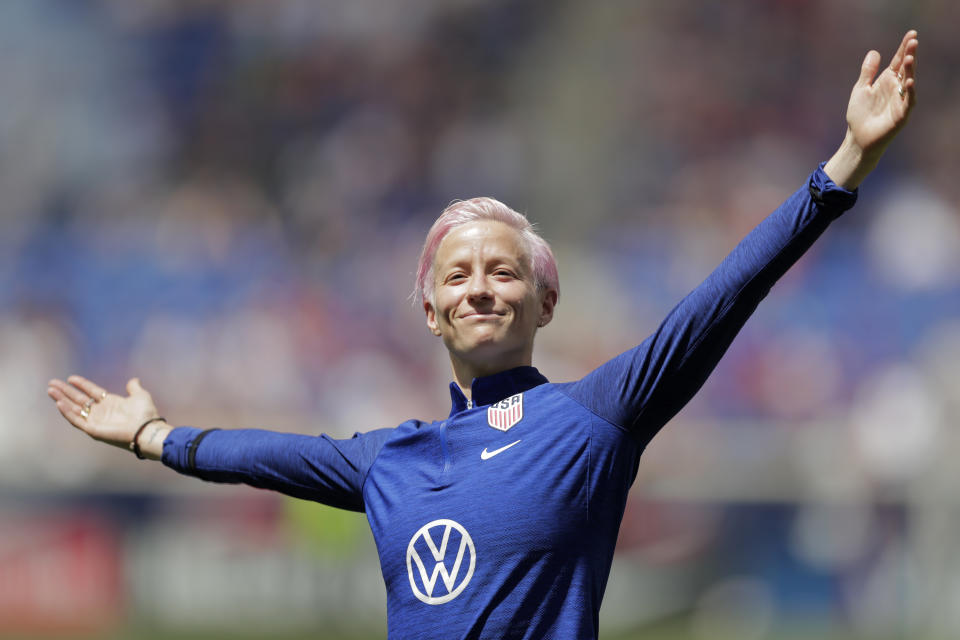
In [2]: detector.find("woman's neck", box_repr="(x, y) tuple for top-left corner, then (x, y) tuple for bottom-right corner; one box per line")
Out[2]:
(448, 350), (532, 401)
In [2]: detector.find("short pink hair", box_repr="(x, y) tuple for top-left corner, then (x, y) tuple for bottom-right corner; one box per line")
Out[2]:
(415, 197), (560, 305)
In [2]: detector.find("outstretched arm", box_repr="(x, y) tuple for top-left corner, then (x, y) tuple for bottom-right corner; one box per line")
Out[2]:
(824, 30), (918, 189)
(47, 376), (170, 460)
(562, 31), (919, 442)
(47, 375), (390, 510)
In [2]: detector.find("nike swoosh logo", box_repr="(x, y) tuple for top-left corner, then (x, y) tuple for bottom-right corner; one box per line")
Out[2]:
(481, 439), (522, 460)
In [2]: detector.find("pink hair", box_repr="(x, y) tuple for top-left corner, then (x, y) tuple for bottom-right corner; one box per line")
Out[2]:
(415, 197), (560, 305)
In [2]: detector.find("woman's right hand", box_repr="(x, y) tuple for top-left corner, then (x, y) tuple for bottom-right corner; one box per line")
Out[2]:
(47, 376), (171, 460)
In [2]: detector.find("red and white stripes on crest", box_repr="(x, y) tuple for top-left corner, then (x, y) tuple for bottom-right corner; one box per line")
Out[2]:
(486, 393), (523, 432)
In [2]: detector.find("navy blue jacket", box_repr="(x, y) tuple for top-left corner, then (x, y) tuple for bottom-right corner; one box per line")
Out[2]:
(163, 165), (856, 639)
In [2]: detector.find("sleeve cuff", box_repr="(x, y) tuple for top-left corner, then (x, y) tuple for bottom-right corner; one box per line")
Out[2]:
(161, 426), (205, 471)
(809, 162), (858, 213)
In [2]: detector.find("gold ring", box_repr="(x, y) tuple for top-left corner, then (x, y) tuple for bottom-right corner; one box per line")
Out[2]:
(897, 71), (903, 81)
(898, 84), (905, 98)
(99, 390), (107, 401)
(80, 407), (90, 419)
(83, 398), (95, 411)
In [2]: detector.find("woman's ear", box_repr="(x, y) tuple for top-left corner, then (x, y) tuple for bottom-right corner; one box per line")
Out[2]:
(537, 289), (558, 328)
(424, 300), (442, 336)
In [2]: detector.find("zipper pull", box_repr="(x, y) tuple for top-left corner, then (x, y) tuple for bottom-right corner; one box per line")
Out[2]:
(467, 399), (473, 409)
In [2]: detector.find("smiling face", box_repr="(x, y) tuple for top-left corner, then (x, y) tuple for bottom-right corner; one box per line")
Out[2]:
(425, 220), (556, 381)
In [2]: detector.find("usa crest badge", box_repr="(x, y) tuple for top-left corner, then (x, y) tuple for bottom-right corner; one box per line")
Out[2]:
(487, 393), (523, 432)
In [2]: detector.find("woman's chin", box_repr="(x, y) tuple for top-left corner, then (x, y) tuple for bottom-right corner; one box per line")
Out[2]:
(459, 335), (528, 366)
(462, 336), (500, 354)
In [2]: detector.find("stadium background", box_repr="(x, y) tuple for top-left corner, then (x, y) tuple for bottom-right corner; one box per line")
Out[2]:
(1, 1), (958, 638)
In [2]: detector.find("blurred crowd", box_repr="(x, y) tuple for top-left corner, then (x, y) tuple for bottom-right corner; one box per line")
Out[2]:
(1, 0), (959, 637)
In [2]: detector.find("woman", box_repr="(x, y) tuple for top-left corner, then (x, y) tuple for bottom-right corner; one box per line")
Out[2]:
(48, 31), (918, 640)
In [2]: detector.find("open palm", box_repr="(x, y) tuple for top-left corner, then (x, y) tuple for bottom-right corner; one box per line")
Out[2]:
(47, 376), (159, 451)
(845, 30), (917, 154)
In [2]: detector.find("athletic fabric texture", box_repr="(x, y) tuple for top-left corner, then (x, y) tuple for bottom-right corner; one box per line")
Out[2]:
(163, 165), (856, 639)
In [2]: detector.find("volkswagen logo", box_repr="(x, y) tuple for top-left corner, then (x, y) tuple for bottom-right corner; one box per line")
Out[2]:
(406, 519), (476, 605)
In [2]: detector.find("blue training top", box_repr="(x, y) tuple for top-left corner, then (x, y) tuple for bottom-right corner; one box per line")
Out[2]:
(163, 165), (856, 639)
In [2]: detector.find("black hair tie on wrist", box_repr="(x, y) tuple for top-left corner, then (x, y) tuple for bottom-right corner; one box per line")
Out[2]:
(131, 417), (165, 460)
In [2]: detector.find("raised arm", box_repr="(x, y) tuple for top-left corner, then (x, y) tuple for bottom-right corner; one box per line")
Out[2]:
(560, 31), (919, 443)
(823, 30), (918, 189)
(48, 375), (170, 460)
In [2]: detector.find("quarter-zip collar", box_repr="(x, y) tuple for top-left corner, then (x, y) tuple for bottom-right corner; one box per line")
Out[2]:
(448, 366), (549, 417)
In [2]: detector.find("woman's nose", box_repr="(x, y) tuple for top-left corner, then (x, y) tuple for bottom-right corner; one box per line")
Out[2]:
(466, 273), (493, 301)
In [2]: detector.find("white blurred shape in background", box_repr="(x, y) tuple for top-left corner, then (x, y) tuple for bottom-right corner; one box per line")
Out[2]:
(790, 500), (874, 571)
(866, 182), (960, 291)
(850, 364), (941, 483)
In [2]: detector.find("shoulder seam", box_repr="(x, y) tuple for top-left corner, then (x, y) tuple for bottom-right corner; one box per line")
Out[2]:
(553, 383), (639, 441)
(360, 422), (417, 509)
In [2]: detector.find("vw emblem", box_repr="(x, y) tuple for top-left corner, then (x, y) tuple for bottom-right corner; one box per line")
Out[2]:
(406, 519), (476, 605)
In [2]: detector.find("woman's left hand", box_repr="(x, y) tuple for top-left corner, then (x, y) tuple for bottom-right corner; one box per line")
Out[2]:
(846, 30), (918, 153)
(824, 30), (918, 190)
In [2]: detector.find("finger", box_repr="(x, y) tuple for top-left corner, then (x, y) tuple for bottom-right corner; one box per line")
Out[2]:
(67, 375), (108, 402)
(895, 44), (917, 106)
(905, 55), (917, 109)
(903, 55), (916, 86)
(50, 378), (92, 409)
(896, 41), (918, 82)
(888, 29), (917, 73)
(47, 384), (74, 409)
(857, 50), (881, 88)
(48, 386), (87, 429)
(126, 377), (146, 397)
(903, 38), (918, 81)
